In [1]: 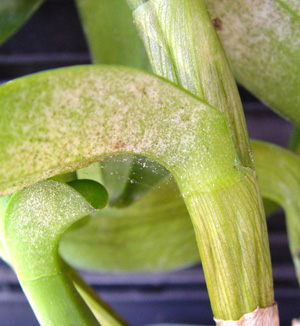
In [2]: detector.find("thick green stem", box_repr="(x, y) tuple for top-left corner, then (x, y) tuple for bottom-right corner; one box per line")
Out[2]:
(128, 0), (275, 320)
(178, 169), (274, 320)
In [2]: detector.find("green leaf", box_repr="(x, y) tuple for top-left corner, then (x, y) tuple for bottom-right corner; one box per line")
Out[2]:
(0, 0), (44, 46)
(289, 127), (300, 153)
(206, 0), (300, 126)
(76, 0), (149, 69)
(68, 179), (109, 209)
(252, 140), (300, 284)
(263, 126), (300, 217)
(77, 162), (104, 183)
(263, 198), (279, 217)
(50, 171), (77, 183)
(67, 264), (129, 326)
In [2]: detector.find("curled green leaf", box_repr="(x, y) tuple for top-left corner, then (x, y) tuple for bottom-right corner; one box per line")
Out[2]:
(0, 65), (239, 197)
(3, 180), (100, 326)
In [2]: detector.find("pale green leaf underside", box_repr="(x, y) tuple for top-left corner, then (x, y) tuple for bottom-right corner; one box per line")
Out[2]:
(0, 65), (242, 198)
(207, 0), (300, 126)
(0, 0), (44, 45)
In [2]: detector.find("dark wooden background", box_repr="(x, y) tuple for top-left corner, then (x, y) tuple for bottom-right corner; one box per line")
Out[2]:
(0, 0), (299, 325)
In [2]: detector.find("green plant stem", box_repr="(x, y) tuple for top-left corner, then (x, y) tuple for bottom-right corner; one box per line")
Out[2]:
(178, 168), (273, 320)
(128, 0), (275, 320)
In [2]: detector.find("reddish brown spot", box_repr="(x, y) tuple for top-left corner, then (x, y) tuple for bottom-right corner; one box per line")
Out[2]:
(213, 18), (222, 31)
(113, 141), (127, 150)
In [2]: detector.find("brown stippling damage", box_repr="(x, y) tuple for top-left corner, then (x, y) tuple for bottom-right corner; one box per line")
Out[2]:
(113, 141), (127, 150)
(213, 18), (222, 31)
